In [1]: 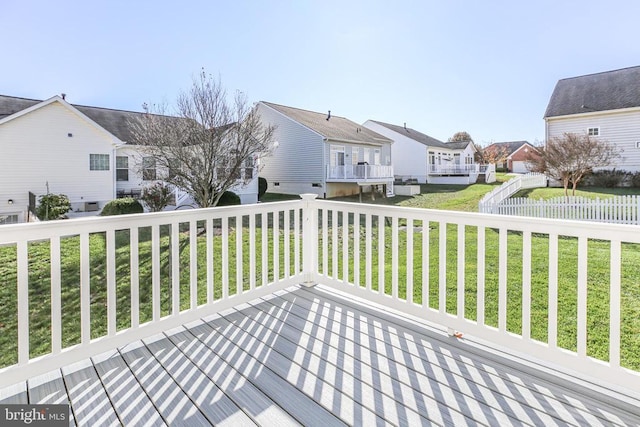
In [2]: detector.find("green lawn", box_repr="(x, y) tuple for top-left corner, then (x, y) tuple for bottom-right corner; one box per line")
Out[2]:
(513, 186), (640, 199)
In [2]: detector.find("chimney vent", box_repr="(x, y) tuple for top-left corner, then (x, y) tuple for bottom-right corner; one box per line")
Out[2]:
(404, 122), (407, 130)
(61, 93), (66, 100)
(326, 110), (331, 121)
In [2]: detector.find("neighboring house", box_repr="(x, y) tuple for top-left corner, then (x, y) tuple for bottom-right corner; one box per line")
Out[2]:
(544, 65), (640, 172)
(257, 102), (394, 198)
(483, 141), (539, 173)
(362, 120), (482, 184)
(0, 94), (258, 224)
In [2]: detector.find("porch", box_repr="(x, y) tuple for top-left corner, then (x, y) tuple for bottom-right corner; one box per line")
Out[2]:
(0, 196), (639, 425)
(326, 164), (394, 182)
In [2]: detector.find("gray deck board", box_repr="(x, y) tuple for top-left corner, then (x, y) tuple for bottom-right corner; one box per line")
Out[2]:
(92, 349), (167, 427)
(2, 285), (639, 426)
(28, 369), (76, 426)
(119, 340), (211, 427)
(143, 333), (257, 426)
(163, 326), (302, 426)
(62, 358), (120, 426)
(0, 381), (27, 404)
(227, 295), (521, 426)
(187, 318), (352, 427)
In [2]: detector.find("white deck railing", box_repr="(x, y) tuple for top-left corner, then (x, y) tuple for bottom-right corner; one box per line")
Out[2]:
(428, 163), (479, 174)
(326, 164), (393, 181)
(1, 195), (639, 393)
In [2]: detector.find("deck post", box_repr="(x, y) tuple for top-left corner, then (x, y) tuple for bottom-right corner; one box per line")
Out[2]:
(300, 193), (318, 287)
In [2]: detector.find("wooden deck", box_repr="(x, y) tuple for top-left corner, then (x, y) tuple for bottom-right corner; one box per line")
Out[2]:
(1, 285), (639, 426)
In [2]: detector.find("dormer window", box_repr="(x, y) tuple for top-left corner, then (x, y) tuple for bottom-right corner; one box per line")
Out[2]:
(588, 127), (599, 136)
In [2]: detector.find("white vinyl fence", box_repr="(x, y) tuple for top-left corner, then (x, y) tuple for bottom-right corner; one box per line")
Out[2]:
(493, 195), (640, 225)
(479, 172), (547, 213)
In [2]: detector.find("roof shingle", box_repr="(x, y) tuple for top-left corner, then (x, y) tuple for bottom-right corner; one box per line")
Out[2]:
(544, 66), (640, 118)
(261, 102), (392, 144)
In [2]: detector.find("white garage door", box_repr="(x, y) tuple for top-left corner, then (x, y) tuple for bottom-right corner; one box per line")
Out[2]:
(512, 161), (529, 173)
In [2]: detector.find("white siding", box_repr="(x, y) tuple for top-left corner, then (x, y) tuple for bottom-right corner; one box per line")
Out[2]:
(257, 103), (325, 194)
(546, 109), (640, 172)
(0, 102), (116, 221)
(116, 145), (259, 205)
(363, 120), (428, 182)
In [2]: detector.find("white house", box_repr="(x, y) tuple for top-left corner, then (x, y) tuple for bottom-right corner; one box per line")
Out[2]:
(544, 65), (640, 172)
(257, 102), (394, 198)
(0, 95), (258, 224)
(362, 120), (483, 184)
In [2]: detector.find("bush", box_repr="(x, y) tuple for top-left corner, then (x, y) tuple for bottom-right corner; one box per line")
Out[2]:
(258, 177), (268, 200)
(216, 191), (241, 206)
(587, 169), (630, 188)
(101, 198), (144, 216)
(631, 172), (640, 188)
(36, 193), (71, 220)
(141, 182), (174, 212)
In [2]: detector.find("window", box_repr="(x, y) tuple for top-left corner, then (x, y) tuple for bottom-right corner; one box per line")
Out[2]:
(0, 214), (19, 225)
(351, 147), (360, 165)
(465, 155), (473, 165)
(243, 157), (254, 180)
(453, 153), (461, 164)
(363, 147), (371, 164)
(373, 149), (381, 165)
(330, 145), (345, 166)
(588, 127), (600, 136)
(90, 154), (109, 171)
(116, 156), (129, 181)
(142, 157), (156, 181)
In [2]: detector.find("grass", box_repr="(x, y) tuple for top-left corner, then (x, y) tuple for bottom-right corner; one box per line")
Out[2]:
(513, 186), (640, 199)
(2, 176), (639, 373)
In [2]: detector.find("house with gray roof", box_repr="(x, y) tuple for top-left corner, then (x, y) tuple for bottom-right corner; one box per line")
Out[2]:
(544, 65), (640, 172)
(256, 102), (394, 198)
(362, 120), (486, 184)
(0, 94), (258, 224)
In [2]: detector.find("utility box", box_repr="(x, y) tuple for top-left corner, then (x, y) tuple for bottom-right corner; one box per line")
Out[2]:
(85, 201), (99, 212)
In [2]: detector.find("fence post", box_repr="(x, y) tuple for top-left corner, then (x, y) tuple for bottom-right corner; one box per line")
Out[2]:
(300, 193), (318, 287)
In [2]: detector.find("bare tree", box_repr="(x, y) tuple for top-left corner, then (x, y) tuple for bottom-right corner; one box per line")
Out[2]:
(448, 131), (473, 142)
(130, 70), (276, 207)
(527, 132), (620, 196)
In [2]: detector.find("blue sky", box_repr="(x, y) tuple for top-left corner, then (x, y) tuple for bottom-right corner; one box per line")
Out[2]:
(2, 1), (639, 145)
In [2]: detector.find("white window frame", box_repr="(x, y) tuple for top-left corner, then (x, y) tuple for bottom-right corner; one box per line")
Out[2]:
(330, 145), (345, 166)
(0, 213), (19, 224)
(90, 154), (110, 171)
(588, 127), (600, 136)
(142, 157), (157, 181)
(116, 156), (129, 181)
(373, 148), (381, 165)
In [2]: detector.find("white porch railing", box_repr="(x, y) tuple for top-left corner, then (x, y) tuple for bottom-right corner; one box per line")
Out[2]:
(326, 164), (393, 181)
(479, 172), (547, 213)
(1, 195), (639, 393)
(428, 164), (479, 174)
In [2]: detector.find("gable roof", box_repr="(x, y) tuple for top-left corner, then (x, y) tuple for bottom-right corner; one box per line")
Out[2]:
(544, 65), (640, 118)
(367, 120), (447, 148)
(261, 101), (392, 144)
(367, 120), (474, 151)
(484, 141), (536, 157)
(0, 94), (147, 143)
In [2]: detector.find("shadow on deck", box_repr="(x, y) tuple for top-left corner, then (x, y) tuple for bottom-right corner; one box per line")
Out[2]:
(1, 285), (639, 426)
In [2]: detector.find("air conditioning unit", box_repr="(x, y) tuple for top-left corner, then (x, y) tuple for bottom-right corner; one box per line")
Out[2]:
(84, 201), (99, 212)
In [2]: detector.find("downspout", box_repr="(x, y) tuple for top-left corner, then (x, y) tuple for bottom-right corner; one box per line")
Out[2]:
(322, 137), (327, 198)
